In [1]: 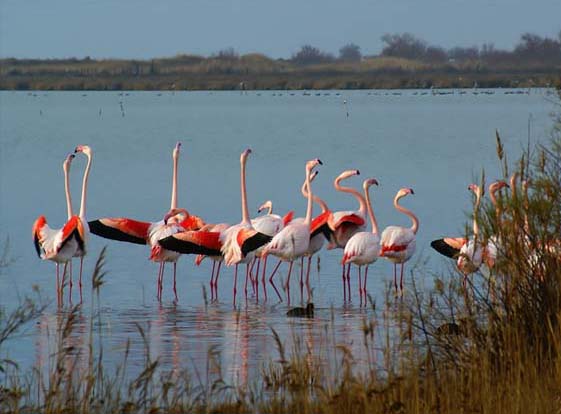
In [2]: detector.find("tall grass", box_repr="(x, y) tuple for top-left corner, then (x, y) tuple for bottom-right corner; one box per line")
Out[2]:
(2, 95), (561, 412)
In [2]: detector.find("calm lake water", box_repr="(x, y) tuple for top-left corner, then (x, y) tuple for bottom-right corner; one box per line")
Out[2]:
(0, 89), (558, 383)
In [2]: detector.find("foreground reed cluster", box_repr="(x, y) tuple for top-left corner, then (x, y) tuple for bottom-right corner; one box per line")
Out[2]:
(2, 95), (561, 413)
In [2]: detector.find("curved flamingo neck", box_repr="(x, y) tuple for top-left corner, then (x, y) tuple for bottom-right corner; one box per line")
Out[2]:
(304, 165), (313, 225)
(79, 151), (92, 220)
(171, 152), (179, 210)
(489, 187), (502, 222)
(301, 177), (328, 213)
(394, 194), (418, 234)
(334, 178), (366, 217)
(240, 155), (250, 225)
(64, 164), (73, 220)
(364, 186), (378, 235)
(266, 204), (273, 215)
(473, 190), (481, 236)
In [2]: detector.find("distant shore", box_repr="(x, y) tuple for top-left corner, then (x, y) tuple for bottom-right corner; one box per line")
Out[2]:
(1, 55), (559, 91)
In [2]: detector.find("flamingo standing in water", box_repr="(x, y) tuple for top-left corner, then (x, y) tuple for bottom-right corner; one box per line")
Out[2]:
(220, 149), (273, 304)
(314, 169), (367, 299)
(33, 153), (84, 302)
(250, 200), (293, 299)
(88, 142), (204, 300)
(380, 188), (418, 296)
(341, 178), (381, 301)
(456, 184), (485, 284)
(262, 170), (327, 300)
(72, 145), (95, 297)
(262, 158), (322, 303)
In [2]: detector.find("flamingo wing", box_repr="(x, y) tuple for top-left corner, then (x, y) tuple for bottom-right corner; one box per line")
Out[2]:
(310, 210), (332, 238)
(431, 237), (467, 259)
(179, 214), (205, 231)
(237, 228), (272, 257)
(32, 216), (48, 258)
(329, 212), (365, 230)
(88, 218), (151, 245)
(159, 231), (222, 256)
(282, 211), (295, 226)
(57, 216), (85, 252)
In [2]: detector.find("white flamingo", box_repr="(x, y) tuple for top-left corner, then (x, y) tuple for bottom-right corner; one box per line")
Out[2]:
(341, 178), (381, 300)
(380, 188), (419, 296)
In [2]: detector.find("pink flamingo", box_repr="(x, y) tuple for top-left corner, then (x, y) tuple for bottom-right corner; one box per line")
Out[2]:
(72, 145), (95, 296)
(341, 178), (380, 301)
(262, 158), (322, 303)
(33, 153), (85, 303)
(319, 169), (367, 299)
(88, 142), (204, 300)
(220, 149), (272, 304)
(250, 200), (294, 298)
(380, 188), (418, 296)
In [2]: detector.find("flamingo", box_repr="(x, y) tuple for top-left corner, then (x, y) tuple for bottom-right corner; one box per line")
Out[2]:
(249, 200), (293, 298)
(262, 170), (327, 300)
(380, 188), (418, 296)
(456, 184), (485, 283)
(32, 153), (84, 302)
(341, 178), (381, 301)
(219, 149), (273, 303)
(88, 142), (204, 300)
(262, 158), (322, 302)
(72, 145), (95, 295)
(313, 169), (367, 299)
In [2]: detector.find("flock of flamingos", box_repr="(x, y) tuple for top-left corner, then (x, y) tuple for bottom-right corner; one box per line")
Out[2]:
(32, 142), (508, 305)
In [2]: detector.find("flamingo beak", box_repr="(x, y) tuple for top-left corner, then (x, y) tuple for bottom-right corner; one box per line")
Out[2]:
(356, 170), (360, 175)
(317, 159), (323, 165)
(410, 188), (415, 195)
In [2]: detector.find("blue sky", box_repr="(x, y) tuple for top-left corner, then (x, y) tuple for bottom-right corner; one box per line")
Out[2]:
(1, 0), (560, 59)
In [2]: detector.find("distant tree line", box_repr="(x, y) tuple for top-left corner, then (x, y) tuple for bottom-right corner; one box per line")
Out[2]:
(206, 31), (561, 66)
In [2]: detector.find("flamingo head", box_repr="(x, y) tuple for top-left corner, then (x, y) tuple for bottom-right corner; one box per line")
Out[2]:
(173, 141), (182, 158)
(74, 145), (92, 157)
(63, 153), (75, 172)
(468, 183), (483, 197)
(310, 170), (319, 182)
(164, 208), (190, 225)
(241, 148), (252, 163)
(305, 158), (322, 172)
(335, 169), (360, 183)
(489, 180), (509, 195)
(363, 178), (379, 190)
(396, 187), (414, 199)
(257, 200), (273, 214)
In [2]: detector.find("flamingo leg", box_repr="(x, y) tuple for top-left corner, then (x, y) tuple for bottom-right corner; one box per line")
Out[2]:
(210, 261), (216, 300)
(400, 264), (405, 296)
(299, 257), (305, 302)
(79, 257), (84, 289)
(364, 266), (369, 298)
(65, 262), (72, 303)
(254, 258), (261, 302)
(261, 256), (268, 301)
(341, 264), (347, 301)
(244, 263), (250, 297)
(358, 265), (362, 296)
(215, 261), (222, 298)
(305, 256), (312, 302)
(56, 263), (60, 306)
(393, 264), (398, 294)
(157, 263), (164, 300)
(267, 258), (283, 302)
(346, 263), (351, 300)
(233, 264), (238, 306)
(173, 262), (178, 301)
(286, 261), (293, 305)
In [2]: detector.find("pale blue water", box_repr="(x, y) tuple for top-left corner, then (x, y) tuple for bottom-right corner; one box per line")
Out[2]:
(0, 89), (558, 384)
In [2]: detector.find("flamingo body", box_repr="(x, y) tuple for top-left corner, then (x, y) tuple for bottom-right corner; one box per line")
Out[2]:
(342, 232), (380, 266)
(380, 226), (416, 263)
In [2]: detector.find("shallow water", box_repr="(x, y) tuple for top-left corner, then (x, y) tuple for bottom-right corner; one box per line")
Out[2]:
(0, 88), (558, 382)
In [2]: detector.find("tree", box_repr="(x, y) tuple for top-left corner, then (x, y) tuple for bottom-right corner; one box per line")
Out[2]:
(291, 45), (335, 65)
(380, 33), (427, 60)
(339, 43), (362, 62)
(213, 47), (239, 60)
